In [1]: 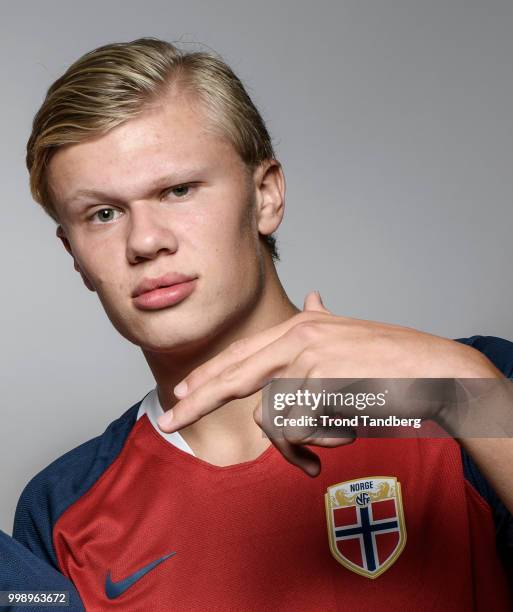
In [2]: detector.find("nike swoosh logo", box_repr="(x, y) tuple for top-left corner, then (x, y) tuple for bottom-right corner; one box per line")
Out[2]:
(105, 552), (176, 599)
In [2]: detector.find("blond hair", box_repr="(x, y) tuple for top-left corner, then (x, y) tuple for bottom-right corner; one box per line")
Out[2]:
(26, 37), (279, 260)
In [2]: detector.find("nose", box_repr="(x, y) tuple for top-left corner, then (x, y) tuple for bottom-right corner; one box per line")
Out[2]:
(125, 201), (178, 264)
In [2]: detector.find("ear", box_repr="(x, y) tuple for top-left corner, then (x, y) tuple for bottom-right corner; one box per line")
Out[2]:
(252, 159), (285, 237)
(56, 225), (96, 292)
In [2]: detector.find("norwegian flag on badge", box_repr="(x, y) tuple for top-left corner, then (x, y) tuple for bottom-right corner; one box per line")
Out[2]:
(325, 476), (407, 579)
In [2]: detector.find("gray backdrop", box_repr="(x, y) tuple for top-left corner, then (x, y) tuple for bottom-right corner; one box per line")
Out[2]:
(1, 0), (512, 534)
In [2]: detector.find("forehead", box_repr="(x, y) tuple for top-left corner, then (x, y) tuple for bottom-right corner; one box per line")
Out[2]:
(47, 93), (244, 210)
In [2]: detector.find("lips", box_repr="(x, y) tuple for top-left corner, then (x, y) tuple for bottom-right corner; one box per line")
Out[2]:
(132, 273), (197, 298)
(132, 273), (198, 311)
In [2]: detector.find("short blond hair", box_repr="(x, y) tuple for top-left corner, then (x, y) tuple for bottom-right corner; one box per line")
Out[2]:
(26, 37), (279, 260)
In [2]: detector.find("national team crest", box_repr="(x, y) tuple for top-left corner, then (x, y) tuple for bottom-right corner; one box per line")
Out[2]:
(325, 476), (406, 579)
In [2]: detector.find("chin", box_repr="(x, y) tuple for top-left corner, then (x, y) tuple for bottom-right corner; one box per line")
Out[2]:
(105, 292), (247, 354)
(138, 334), (216, 355)
(121, 318), (221, 355)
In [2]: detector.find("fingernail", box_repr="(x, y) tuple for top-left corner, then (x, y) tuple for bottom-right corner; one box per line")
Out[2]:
(174, 381), (188, 398)
(306, 460), (321, 477)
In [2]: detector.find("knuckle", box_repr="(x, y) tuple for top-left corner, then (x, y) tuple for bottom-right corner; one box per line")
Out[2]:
(293, 311), (318, 326)
(183, 360), (207, 381)
(228, 338), (247, 356)
(220, 362), (241, 384)
(292, 320), (319, 342)
(294, 310), (311, 323)
(296, 346), (320, 369)
(184, 368), (205, 390)
(307, 364), (324, 379)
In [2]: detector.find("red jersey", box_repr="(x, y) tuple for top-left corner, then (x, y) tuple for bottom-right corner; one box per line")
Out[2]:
(12, 335), (513, 610)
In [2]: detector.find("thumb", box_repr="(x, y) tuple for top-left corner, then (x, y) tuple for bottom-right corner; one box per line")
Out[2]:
(303, 290), (331, 314)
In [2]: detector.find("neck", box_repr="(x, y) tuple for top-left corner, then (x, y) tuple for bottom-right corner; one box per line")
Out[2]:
(141, 255), (300, 465)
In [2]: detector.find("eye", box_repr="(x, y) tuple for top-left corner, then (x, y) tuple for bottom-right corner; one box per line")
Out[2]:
(90, 208), (122, 224)
(171, 185), (190, 197)
(162, 184), (194, 200)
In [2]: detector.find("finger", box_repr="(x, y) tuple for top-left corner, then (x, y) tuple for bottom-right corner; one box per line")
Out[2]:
(172, 311), (324, 399)
(273, 390), (356, 448)
(253, 401), (321, 477)
(157, 327), (308, 432)
(301, 436), (356, 447)
(284, 429), (356, 447)
(267, 359), (355, 451)
(303, 290), (331, 314)
(280, 399), (356, 447)
(269, 437), (322, 477)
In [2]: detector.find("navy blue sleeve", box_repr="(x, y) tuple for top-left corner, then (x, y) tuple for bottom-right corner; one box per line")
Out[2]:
(455, 334), (513, 378)
(0, 530), (84, 611)
(453, 334), (513, 564)
(12, 402), (141, 570)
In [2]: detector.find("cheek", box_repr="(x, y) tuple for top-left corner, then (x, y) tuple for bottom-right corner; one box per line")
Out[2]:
(184, 196), (256, 258)
(182, 209), (261, 305)
(73, 239), (126, 293)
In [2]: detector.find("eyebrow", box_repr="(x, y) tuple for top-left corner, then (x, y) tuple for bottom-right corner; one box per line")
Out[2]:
(64, 168), (207, 207)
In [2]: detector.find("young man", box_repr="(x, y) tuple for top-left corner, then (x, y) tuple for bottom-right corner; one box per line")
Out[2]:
(4, 37), (513, 610)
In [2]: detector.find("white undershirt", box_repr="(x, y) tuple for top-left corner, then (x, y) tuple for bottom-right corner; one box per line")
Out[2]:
(136, 387), (196, 456)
